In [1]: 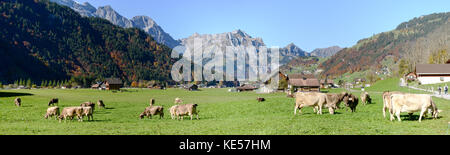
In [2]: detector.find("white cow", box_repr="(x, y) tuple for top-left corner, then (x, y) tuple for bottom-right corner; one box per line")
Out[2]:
(389, 93), (439, 122)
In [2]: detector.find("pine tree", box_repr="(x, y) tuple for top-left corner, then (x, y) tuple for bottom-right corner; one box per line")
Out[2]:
(26, 78), (32, 88)
(48, 80), (53, 88)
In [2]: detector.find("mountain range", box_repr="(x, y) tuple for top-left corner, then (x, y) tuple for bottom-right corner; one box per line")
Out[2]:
(50, 0), (180, 48)
(49, 0), (339, 66)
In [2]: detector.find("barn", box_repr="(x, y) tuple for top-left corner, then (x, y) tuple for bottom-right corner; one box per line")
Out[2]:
(416, 64), (450, 84)
(105, 78), (123, 90)
(288, 74), (320, 92)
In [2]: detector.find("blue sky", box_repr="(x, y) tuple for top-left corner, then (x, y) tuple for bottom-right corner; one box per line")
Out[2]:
(78, 0), (449, 52)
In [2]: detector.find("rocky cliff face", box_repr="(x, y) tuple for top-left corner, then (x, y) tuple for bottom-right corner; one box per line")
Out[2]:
(310, 46), (342, 58)
(50, 0), (180, 48)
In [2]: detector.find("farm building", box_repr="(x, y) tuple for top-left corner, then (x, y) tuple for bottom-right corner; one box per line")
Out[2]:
(320, 79), (334, 88)
(236, 84), (256, 92)
(104, 78), (123, 90)
(288, 74), (320, 92)
(416, 64), (450, 84)
(405, 72), (417, 81)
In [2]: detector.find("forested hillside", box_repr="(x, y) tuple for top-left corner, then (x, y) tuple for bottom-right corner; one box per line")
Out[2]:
(0, 0), (175, 84)
(320, 12), (449, 77)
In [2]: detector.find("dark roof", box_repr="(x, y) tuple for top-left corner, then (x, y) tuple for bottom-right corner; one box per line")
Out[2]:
(416, 64), (450, 74)
(105, 78), (123, 85)
(289, 78), (320, 87)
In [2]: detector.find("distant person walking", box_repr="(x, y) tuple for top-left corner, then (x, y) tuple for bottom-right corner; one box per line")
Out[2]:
(438, 86), (442, 95)
(445, 85), (448, 95)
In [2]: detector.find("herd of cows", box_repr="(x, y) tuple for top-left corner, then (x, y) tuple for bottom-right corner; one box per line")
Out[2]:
(292, 91), (440, 122)
(12, 97), (199, 122)
(9, 90), (441, 123)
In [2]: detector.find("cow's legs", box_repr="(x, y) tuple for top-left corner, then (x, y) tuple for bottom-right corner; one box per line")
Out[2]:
(395, 110), (401, 122)
(328, 107), (334, 115)
(318, 104), (323, 115)
(418, 108), (426, 122)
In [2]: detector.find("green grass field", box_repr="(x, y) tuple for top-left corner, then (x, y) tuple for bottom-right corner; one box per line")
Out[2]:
(0, 78), (449, 135)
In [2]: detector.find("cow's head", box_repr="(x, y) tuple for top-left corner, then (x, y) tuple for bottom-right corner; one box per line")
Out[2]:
(139, 112), (145, 119)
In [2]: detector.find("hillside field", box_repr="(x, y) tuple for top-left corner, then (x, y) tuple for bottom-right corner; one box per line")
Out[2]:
(0, 78), (449, 135)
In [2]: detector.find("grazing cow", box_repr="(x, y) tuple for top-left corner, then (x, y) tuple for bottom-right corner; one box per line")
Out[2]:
(169, 105), (178, 119)
(342, 94), (358, 112)
(257, 97), (265, 102)
(97, 100), (105, 109)
(58, 107), (83, 122)
(14, 97), (21, 107)
(139, 106), (164, 119)
(173, 104), (199, 120)
(48, 98), (59, 106)
(294, 92), (328, 115)
(360, 92), (372, 105)
(44, 106), (60, 119)
(80, 102), (95, 112)
(174, 97), (183, 104)
(389, 93), (439, 122)
(80, 106), (94, 121)
(325, 92), (348, 110)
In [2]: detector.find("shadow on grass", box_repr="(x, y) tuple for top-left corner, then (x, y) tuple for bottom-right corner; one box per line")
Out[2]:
(399, 114), (442, 121)
(0, 92), (34, 97)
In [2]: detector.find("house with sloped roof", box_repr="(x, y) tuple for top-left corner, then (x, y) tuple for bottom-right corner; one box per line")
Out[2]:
(415, 64), (450, 84)
(105, 78), (123, 90)
(236, 84), (256, 92)
(288, 74), (320, 92)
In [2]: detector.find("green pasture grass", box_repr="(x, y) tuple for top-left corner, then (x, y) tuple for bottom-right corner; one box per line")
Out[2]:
(0, 81), (449, 135)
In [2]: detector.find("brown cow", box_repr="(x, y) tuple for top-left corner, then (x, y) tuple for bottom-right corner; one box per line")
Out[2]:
(360, 92), (372, 105)
(48, 98), (59, 106)
(325, 92), (348, 111)
(58, 107), (83, 122)
(44, 106), (60, 119)
(257, 97), (265, 102)
(294, 92), (328, 115)
(173, 104), (199, 120)
(97, 100), (105, 109)
(139, 106), (164, 119)
(80, 102), (95, 112)
(342, 94), (358, 112)
(14, 97), (21, 107)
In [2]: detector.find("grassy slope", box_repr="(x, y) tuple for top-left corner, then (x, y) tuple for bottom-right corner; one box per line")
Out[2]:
(0, 79), (449, 135)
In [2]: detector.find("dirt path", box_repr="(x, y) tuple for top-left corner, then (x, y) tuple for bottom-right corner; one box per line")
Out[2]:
(407, 86), (450, 100)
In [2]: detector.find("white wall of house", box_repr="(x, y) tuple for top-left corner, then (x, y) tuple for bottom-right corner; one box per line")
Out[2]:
(418, 77), (450, 84)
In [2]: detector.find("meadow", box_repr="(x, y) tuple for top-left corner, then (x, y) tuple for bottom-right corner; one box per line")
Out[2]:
(0, 78), (449, 135)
